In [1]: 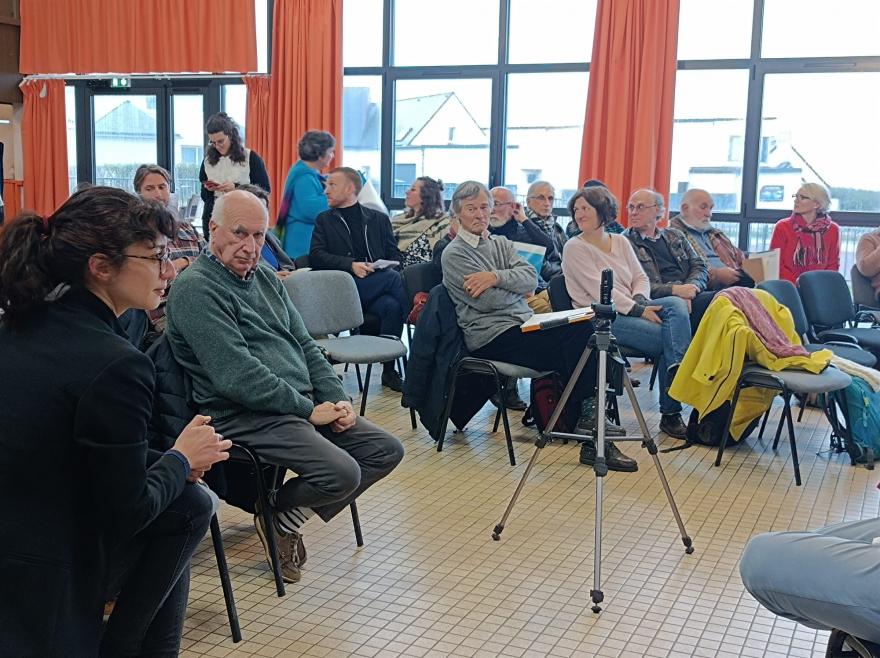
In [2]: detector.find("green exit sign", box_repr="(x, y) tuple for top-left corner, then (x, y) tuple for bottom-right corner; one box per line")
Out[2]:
(110, 78), (130, 89)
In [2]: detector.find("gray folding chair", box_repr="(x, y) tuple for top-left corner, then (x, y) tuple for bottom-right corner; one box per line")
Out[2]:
(284, 271), (407, 417)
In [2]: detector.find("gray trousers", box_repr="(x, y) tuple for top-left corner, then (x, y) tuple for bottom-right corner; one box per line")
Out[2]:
(215, 413), (404, 522)
(740, 517), (880, 643)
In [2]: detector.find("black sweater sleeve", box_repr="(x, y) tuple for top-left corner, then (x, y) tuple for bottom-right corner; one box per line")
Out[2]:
(75, 352), (187, 541)
(249, 151), (271, 193)
(310, 212), (356, 272)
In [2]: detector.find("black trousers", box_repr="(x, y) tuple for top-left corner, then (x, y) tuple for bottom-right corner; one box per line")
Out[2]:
(102, 483), (214, 658)
(472, 322), (597, 408)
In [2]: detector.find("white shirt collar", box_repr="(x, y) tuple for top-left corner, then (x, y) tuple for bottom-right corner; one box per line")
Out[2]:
(458, 229), (484, 249)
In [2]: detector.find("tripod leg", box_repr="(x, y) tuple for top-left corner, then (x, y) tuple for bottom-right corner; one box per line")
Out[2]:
(622, 373), (695, 556)
(491, 443), (543, 540)
(591, 350), (609, 613)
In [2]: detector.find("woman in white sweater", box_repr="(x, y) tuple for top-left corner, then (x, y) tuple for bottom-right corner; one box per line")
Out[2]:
(562, 186), (691, 439)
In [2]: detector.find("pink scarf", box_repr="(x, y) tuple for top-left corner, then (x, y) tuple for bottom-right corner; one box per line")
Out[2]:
(790, 213), (832, 269)
(718, 287), (809, 358)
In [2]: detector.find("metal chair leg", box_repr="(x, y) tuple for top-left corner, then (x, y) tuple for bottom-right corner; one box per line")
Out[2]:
(758, 407), (771, 438)
(210, 514), (242, 643)
(354, 363), (363, 392)
(409, 407), (417, 430)
(359, 363), (372, 416)
(492, 407), (502, 432)
(782, 393), (802, 486)
(715, 381), (744, 467)
(796, 393), (807, 422)
(437, 364), (461, 453)
(350, 502), (364, 547)
(648, 361), (658, 391)
(772, 406), (786, 450)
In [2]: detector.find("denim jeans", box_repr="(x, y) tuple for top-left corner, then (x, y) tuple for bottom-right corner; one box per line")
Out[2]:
(101, 483), (214, 658)
(611, 296), (691, 415)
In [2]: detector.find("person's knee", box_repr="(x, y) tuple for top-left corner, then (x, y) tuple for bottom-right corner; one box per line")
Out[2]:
(318, 455), (362, 500)
(172, 483), (215, 534)
(740, 532), (782, 594)
(662, 296), (690, 316)
(384, 436), (406, 472)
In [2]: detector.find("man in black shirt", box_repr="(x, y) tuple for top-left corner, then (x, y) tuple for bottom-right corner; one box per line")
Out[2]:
(310, 168), (408, 391)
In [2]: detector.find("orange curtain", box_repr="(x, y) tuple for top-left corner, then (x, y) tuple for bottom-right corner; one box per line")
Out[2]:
(20, 0), (256, 74)
(579, 0), (680, 226)
(244, 75), (271, 167)
(267, 0), (342, 223)
(21, 79), (68, 216)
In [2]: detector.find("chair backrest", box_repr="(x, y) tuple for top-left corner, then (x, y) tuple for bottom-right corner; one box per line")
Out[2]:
(283, 270), (364, 336)
(757, 279), (810, 339)
(402, 262), (442, 306)
(850, 264), (878, 311)
(797, 270), (854, 330)
(547, 274), (573, 311)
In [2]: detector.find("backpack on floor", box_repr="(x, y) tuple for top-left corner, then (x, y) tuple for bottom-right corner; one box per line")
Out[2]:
(685, 402), (759, 448)
(840, 376), (880, 467)
(522, 374), (579, 435)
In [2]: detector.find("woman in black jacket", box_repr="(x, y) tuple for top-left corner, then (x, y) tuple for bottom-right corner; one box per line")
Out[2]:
(0, 187), (231, 657)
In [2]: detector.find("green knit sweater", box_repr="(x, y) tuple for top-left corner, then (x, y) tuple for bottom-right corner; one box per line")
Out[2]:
(166, 256), (346, 421)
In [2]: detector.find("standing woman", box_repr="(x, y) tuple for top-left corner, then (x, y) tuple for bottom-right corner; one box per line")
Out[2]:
(392, 176), (450, 268)
(770, 182), (840, 283)
(276, 130), (336, 258)
(0, 187), (231, 656)
(199, 112), (270, 239)
(135, 164), (206, 332)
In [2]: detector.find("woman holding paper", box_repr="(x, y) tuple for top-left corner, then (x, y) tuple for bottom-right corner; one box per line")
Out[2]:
(562, 186), (692, 440)
(769, 183), (840, 284)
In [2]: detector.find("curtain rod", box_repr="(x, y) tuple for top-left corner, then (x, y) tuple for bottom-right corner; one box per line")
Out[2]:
(22, 73), (267, 82)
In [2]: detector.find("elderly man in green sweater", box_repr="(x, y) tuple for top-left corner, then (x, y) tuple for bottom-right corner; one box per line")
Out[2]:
(166, 190), (404, 584)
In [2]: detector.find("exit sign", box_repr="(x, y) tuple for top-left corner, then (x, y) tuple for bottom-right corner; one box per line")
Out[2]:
(110, 78), (130, 89)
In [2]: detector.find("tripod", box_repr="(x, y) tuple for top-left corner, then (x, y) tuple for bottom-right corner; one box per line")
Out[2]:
(491, 289), (694, 614)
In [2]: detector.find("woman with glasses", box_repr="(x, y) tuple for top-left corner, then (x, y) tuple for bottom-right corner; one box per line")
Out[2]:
(0, 186), (231, 656)
(198, 112), (270, 239)
(564, 186), (692, 443)
(134, 164), (206, 333)
(392, 176), (450, 268)
(770, 183), (840, 283)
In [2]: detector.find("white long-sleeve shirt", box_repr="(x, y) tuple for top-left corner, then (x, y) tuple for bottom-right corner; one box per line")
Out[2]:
(562, 234), (650, 315)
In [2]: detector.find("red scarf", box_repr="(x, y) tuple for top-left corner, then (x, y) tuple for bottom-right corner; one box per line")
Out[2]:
(790, 213), (832, 269)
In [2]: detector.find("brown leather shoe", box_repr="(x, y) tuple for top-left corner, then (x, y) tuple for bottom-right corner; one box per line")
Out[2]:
(254, 512), (301, 583)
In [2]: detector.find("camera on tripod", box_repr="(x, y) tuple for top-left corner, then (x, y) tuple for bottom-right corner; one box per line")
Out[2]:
(590, 268), (617, 330)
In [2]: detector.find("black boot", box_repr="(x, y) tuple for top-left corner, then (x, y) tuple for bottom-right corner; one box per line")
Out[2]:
(659, 413), (687, 439)
(579, 439), (638, 472)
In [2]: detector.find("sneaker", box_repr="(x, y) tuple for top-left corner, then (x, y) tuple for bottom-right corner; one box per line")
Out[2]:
(579, 439), (639, 472)
(253, 511), (301, 583)
(659, 413), (688, 439)
(577, 396), (626, 436)
(381, 369), (404, 392)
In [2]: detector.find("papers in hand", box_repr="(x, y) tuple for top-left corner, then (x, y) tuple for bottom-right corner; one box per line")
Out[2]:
(741, 249), (780, 283)
(521, 308), (594, 332)
(371, 259), (400, 270)
(512, 241), (546, 273)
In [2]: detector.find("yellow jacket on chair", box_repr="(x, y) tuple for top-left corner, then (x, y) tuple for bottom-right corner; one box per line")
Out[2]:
(669, 289), (832, 439)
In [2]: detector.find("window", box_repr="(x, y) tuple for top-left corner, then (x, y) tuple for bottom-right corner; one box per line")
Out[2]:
(508, 0), (596, 64)
(762, 0), (880, 58)
(255, 0), (270, 72)
(65, 86), (77, 193)
(222, 84), (247, 140)
(504, 72), (588, 203)
(677, 0), (752, 60)
(93, 94), (158, 192)
(343, 75), (382, 191)
(343, 0), (383, 68)
(393, 78), (492, 198)
(393, 0), (499, 66)
(757, 72), (880, 213)
(172, 94), (204, 207)
(670, 69), (749, 214)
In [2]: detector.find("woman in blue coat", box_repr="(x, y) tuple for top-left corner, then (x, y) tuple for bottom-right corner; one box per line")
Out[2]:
(277, 130), (336, 258)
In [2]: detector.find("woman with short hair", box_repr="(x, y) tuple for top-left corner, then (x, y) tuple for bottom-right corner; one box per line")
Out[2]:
(0, 186), (231, 656)
(563, 186), (692, 441)
(134, 164), (206, 331)
(198, 112), (270, 237)
(392, 176), (450, 268)
(770, 182), (840, 283)
(277, 130), (337, 258)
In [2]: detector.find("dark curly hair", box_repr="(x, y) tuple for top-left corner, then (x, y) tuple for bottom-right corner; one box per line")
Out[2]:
(205, 112), (247, 166)
(405, 176), (445, 219)
(298, 130), (336, 162)
(567, 186), (619, 228)
(0, 186), (176, 328)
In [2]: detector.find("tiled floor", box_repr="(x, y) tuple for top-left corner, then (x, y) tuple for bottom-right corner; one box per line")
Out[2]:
(180, 363), (879, 657)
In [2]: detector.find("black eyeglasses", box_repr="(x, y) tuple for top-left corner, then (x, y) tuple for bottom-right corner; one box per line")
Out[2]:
(122, 250), (172, 274)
